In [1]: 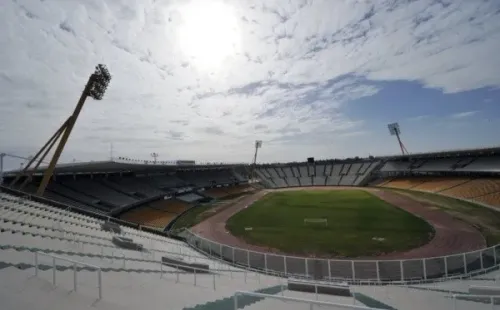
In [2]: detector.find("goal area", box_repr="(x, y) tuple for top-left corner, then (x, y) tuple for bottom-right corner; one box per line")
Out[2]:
(303, 218), (328, 227)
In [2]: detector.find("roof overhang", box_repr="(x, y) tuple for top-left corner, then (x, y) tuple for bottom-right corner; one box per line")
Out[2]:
(3, 160), (249, 177)
(382, 146), (500, 160)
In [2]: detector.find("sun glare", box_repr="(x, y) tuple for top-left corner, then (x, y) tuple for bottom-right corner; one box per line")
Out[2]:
(176, 1), (241, 71)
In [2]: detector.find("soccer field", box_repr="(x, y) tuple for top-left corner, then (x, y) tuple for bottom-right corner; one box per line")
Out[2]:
(226, 190), (433, 257)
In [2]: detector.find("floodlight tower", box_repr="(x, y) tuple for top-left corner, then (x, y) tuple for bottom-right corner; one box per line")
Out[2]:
(10, 64), (112, 195)
(151, 152), (159, 164)
(0, 153), (4, 185)
(387, 122), (409, 155)
(250, 140), (262, 181)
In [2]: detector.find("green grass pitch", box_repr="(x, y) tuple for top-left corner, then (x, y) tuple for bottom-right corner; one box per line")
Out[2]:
(226, 190), (433, 257)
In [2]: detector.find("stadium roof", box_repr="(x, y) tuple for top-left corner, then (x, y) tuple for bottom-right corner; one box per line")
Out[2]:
(3, 160), (248, 176)
(4, 145), (500, 177)
(384, 146), (500, 159)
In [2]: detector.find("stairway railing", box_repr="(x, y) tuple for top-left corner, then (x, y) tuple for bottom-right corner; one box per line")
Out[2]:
(34, 251), (102, 300)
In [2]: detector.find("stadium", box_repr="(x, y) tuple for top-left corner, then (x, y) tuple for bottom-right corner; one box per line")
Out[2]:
(2, 143), (500, 309)
(2, 1), (500, 310)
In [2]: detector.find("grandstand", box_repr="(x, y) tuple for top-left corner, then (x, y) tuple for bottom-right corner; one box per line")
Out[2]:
(2, 162), (249, 214)
(0, 162), (256, 232)
(119, 199), (189, 230)
(203, 184), (252, 199)
(2, 188), (500, 310)
(255, 160), (380, 188)
(377, 148), (500, 209)
(2, 147), (500, 309)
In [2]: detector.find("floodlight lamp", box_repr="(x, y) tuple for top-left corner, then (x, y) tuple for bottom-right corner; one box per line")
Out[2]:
(387, 122), (400, 136)
(89, 64), (112, 100)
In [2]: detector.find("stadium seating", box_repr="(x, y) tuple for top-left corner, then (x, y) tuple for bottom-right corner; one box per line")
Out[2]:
(474, 192), (500, 208)
(271, 178), (288, 188)
(381, 178), (428, 189)
(326, 176), (340, 186)
(299, 177), (313, 186)
(0, 191), (303, 310)
(298, 165), (308, 177)
(457, 156), (500, 172)
(291, 166), (301, 177)
(440, 179), (500, 199)
(331, 164), (343, 175)
(252, 161), (377, 188)
(120, 207), (173, 228)
(340, 163), (351, 174)
(281, 166), (295, 178)
(6, 169), (249, 215)
(120, 199), (189, 229)
(286, 177), (300, 187)
(203, 187), (229, 198)
(315, 164), (326, 176)
(149, 199), (188, 214)
(312, 176), (326, 186)
(267, 167), (280, 178)
(411, 178), (471, 192)
(176, 169), (236, 187)
(380, 156), (500, 174)
(209, 169), (237, 184)
(1, 190), (497, 310)
(379, 177), (500, 209)
(46, 182), (111, 211)
(43, 189), (104, 213)
(104, 177), (165, 197)
(274, 166), (287, 178)
(473, 192), (500, 207)
(348, 163), (363, 174)
(223, 184), (253, 195)
(177, 192), (203, 203)
(339, 175), (357, 186)
(60, 178), (138, 207)
(412, 158), (461, 171)
(146, 174), (186, 189)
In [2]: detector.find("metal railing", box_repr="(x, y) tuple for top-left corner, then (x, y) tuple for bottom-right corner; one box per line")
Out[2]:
(288, 278), (357, 304)
(451, 294), (500, 309)
(158, 258), (284, 291)
(233, 291), (385, 310)
(34, 251), (102, 300)
(185, 229), (500, 284)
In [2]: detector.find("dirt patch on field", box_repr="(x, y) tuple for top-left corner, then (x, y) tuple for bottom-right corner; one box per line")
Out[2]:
(191, 187), (486, 259)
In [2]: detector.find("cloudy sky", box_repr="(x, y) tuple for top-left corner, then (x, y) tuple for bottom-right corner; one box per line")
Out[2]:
(1, 0), (499, 169)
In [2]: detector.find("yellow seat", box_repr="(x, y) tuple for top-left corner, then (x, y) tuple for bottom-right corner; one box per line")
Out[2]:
(412, 178), (470, 192)
(474, 192), (500, 208)
(441, 179), (500, 198)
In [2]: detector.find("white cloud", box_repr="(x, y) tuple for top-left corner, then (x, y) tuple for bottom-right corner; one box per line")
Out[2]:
(450, 110), (480, 119)
(0, 0), (499, 166)
(407, 115), (432, 122)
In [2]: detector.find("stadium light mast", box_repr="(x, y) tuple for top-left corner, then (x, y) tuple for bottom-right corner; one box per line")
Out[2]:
(387, 122), (409, 156)
(151, 152), (159, 164)
(0, 153), (4, 185)
(250, 140), (262, 181)
(10, 64), (112, 196)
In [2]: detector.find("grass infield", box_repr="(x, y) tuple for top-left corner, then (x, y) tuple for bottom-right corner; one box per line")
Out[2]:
(226, 190), (433, 257)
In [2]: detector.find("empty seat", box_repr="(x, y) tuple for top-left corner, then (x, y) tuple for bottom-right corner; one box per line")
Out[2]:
(412, 178), (471, 192)
(473, 192), (500, 208)
(381, 178), (427, 189)
(203, 187), (228, 198)
(441, 179), (500, 198)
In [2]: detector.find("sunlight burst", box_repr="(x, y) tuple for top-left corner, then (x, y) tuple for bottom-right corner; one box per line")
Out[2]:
(176, 1), (241, 71)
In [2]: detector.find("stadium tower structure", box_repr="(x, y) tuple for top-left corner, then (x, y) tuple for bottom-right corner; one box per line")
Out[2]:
(9, 64), (112, 196)
(250, 140), (262, 181)
(388, 122), (409, 156)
